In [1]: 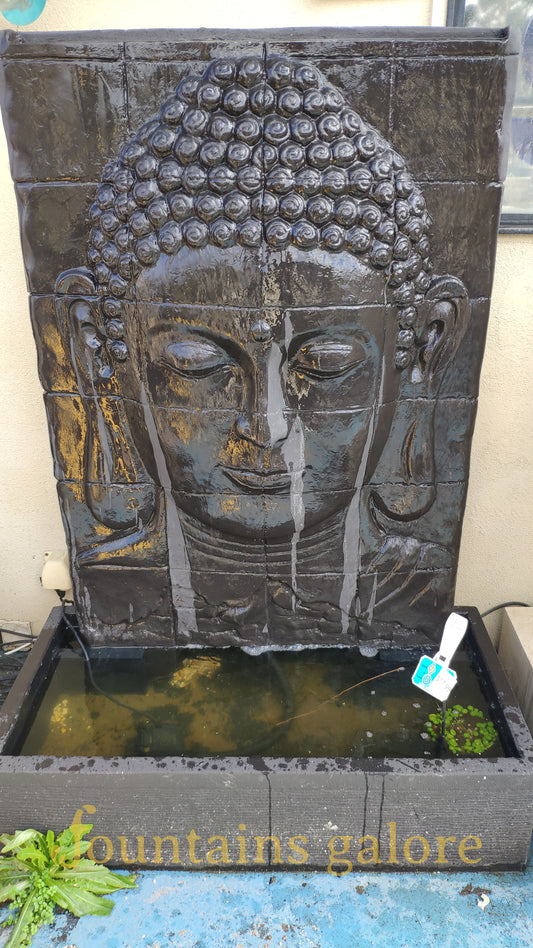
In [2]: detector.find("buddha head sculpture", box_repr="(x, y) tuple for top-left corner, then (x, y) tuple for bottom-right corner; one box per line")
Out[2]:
(55, 55), (470, 648)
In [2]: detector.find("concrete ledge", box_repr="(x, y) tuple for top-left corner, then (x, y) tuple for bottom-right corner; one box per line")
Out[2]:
(498, 607), (533, 735)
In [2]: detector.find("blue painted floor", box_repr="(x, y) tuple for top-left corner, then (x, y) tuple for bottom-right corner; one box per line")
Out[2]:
(1, 862), (532, 948)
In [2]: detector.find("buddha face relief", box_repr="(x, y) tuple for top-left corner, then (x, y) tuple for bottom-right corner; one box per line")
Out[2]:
(115, 243), (398, 538)
(57, 53), (470, 547)
(55, 52), (471, 645)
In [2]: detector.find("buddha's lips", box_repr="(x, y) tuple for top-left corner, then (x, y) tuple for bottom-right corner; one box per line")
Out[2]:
(222, 467), (293, 493)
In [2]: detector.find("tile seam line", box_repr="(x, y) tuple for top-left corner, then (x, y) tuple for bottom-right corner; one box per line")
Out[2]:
(0, 51), (514, 63)
(259, 38), (270, 631)
(27, 292), (494, 303)
(264, 770), (273, 871)
(12, 179), (505, 188)
(42, 393), (481, 407)
(58, 565), (464, 576)
(55, 476), (471, 487)
(122, 40), (131, 139)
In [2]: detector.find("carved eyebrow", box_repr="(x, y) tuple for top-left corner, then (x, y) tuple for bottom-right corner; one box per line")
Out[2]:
(148, 322), (252, 367)
(287, 327), (369, 360)
(148, 321), (236, 348)
(290, 339), (366, 378)
(296, 340), (356, 360)
(147, 319), (209, 340)
(161, 338), (231, 366)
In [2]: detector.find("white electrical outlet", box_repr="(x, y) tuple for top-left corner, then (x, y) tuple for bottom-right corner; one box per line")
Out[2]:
(41, 551), (72, 594)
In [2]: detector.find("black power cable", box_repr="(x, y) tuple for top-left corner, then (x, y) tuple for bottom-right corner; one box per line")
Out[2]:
(0, 630), (35, 707)
(481, 601), (530, 618)
(61, 604), (156, 724)
(0, 628), (37, 642)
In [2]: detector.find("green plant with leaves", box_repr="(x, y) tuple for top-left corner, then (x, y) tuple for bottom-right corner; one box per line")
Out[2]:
(0, 822), (136, 948)
(427, 704), (498, 755)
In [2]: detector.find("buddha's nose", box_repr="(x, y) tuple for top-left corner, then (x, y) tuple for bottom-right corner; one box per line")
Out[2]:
(236, 342), (289, 448)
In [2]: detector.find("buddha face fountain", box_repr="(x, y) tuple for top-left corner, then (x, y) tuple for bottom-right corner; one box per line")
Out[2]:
(54, 53), (469, 649)
(1, 29), (531, 873)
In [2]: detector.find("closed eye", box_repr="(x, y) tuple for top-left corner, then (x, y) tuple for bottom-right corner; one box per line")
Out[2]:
(290, 340), (365, 380)
(157, 340), (234, 378)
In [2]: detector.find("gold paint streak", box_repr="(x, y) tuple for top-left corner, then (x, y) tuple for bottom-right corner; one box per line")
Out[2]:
(68, 482), (85, 502)
(170, 412), (194, 446)
(99, 398), (130, 480)
(91, 518), (117, 538)
(408, 580), (433, 608)
(220, 496), (242, 514)
(376, 556), (405, 589)
(166, 376), (189, 401)
(404, 420), (417, 482)
(220, 432), (260, 468)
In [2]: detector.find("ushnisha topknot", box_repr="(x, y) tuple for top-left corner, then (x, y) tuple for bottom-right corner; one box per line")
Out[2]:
(87, 55), (433, 371)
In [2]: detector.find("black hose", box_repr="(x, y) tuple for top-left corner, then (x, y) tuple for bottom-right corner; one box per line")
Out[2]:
(0, 628), (37, 641)
(481, 601), (530, 618)
(0, 645), (31, 706)
(62, 605), (156, 725)
(62, 605), (295, 757)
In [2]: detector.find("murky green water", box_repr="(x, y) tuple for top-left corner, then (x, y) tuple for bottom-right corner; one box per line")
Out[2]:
(16, 645), (506, 759)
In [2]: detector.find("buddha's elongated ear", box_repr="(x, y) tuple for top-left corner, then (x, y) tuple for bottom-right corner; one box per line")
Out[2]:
(55, 268), (156, 532)
(369, 276), (470, 523)
(55, 268), (114, 387)
(411, 275), (470, 384)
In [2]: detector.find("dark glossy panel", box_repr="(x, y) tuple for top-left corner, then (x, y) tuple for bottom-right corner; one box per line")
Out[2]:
(423, 183), (502, 299)
(0, 30), (515, 648)
(391, 55), (509, 182)
(126, 60), (205, 136)
(433, 398), (477, 483)
(76, 565), (174, 644)
(125, 36), (264, 63)
(0, 27), (517, 60)
(15, 184), (94, 293)
(57, 481), (167, 565)
(30, 296), (78, 394)
(316, 58), (392, 136)
(2, 60), (126, 183)
(361, 481), (469, 551)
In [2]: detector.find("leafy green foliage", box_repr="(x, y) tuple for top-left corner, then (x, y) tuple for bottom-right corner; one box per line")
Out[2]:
(426, 704), (498, 755)
(0, 823), (136, 947)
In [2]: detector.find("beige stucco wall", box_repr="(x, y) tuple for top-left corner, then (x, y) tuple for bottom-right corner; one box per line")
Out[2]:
(0, 0), (530, 637)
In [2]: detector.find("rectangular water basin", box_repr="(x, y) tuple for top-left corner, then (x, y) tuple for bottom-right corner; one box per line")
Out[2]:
(0, 607), (531, 871)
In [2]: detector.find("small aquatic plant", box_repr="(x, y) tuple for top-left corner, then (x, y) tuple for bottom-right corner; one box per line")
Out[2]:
(0, 822), (136, 947)
(427, 704), (498, 755)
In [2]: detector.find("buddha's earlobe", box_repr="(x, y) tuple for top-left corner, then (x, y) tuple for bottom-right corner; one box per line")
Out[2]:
(55, 268), (156, 532)
(55, 268), (114, 386)
(369, 276), (470, 524)
(370, 398), (436, 523)
(411, 275), (470, 384)
(82, 399), (157, 531)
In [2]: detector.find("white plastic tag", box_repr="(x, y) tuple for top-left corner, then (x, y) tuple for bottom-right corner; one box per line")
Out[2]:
(412, 612), (468, 701)
(412, 657), (458, 702)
